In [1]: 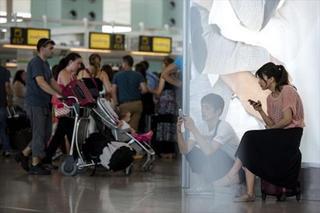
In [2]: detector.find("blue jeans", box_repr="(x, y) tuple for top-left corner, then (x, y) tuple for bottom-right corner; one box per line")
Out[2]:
(0, 107), (11, 151)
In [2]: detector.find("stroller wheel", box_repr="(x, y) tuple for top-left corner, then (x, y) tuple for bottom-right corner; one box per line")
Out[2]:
(261, 192), (267, 201)
(276, 194), (286, 202)
(60, 156), (78, 176)
(143, 164), (153, 172)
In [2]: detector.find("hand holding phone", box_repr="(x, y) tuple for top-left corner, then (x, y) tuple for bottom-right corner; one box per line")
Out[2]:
(178, 108), (186, 118)
(248, 99), (262, 112)
(178, 108), (185, 133)
(248, 99), (261, 106)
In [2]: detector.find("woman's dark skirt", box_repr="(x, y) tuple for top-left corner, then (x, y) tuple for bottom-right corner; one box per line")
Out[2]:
(236, 128), (303, 188)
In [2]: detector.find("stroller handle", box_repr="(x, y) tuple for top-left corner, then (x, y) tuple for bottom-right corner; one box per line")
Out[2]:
(58, 96), (79, 104)
(58, 96), (81, 115)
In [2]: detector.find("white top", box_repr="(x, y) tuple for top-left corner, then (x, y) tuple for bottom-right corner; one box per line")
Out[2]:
(190, 120), (239, 159)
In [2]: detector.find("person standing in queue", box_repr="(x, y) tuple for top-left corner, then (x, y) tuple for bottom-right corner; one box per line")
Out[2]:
(16, 38), (62, 175)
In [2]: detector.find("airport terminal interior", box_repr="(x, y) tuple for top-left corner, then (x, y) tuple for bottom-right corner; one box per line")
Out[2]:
(1, 0), (320, 212)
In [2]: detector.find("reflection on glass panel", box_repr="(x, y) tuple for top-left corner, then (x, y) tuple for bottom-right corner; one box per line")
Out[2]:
(0, 0), (6, 13)
(184, 0), (320, 197)
(103, 0), (131, 24)
(13, 0), (31, 17)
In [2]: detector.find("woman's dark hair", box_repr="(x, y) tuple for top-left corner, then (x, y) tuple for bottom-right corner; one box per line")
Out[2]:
(135, 63), (147, 79)
(163, 56), (174, 67)
(101, 64), (114, 81)
(52, 64), (60, 80)
(13, 69), (26, 85)
(57, 52), (82, 72)
(255, 62), (289, 91)
(78, 62), (85, 72)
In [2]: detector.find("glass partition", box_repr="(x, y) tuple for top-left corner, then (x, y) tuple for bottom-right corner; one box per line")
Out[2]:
(182, 0), (320, 192)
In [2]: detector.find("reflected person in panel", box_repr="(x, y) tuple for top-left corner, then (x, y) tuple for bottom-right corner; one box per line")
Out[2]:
(176, 93), (240, 184)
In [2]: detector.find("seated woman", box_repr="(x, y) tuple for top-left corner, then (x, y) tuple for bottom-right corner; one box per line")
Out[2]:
(215, 62), (305, 202)
(12, 70), (26, 110)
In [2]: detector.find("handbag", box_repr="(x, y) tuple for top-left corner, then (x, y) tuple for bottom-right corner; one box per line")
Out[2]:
(54, 106), (71, 118)
(52, 96), (71, 117)
(64, 79), (95, 106)
(82, 69), (100, 99)
(82, 77), (100, 99)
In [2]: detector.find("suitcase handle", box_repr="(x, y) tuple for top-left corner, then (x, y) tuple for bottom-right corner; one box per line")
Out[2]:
(6, 107), (19, 118)
(6, 107), (12, 118)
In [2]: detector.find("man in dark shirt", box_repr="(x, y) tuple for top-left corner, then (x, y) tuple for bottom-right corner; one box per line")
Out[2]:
(16, 38), (62, 175)
(111, 55), (148, 130)
(0, 65), (12, 157)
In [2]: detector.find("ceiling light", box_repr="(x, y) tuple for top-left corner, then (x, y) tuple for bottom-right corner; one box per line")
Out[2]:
(3, 44), (36, 49)
(102, 25), (132, 33)
(130, 51), (169, 57)
(70, 47), (111, 53)
(0, 18), (7, 24)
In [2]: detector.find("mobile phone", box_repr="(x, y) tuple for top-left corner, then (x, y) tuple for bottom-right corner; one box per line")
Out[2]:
(248, 99), (261, 107)
(178, 108), (185, 133)
(248, 99), (257, 105)
(178, 108), (185, 117)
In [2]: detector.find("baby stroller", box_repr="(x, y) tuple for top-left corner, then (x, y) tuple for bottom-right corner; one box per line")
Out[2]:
(57, 95), (94, 176)
(59, 96), (135, 176)
(91, 97), (156, 172)
(58, 79), (135, 176)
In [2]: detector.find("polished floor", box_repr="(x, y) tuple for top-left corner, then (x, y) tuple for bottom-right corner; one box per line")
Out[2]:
(0, 155), (320, 213)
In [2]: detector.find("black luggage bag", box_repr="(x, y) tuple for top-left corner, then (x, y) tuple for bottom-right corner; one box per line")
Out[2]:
(6, 107), (31, 150)
(261, 179), (301, 201)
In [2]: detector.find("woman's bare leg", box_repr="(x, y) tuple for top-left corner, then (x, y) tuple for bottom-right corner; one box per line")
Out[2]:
(233, 168), (256, 202)
(244, 168), (255, 196)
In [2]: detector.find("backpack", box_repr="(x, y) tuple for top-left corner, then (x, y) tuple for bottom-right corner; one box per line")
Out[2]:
(84, 132), (134, 171)
(83, 132), (109, 162)
(100, 141), (134, 171)
(64, 80), (95, 107)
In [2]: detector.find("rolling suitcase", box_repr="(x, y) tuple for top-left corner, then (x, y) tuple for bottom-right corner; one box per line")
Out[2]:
(260, 179), (301, 201)
(6, 107), (31, 150)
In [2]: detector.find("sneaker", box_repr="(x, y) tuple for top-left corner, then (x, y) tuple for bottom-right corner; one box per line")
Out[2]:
(28, 164), (51, 175)
(43, 163), (58, 170)
(15, 152), (30, 171)
(2, 151), (11, 158)
(140, 130), (154, 143)
(133, 131), (154, 143)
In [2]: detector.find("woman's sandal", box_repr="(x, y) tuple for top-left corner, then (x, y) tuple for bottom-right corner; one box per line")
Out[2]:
(233, 193), (256, 202)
